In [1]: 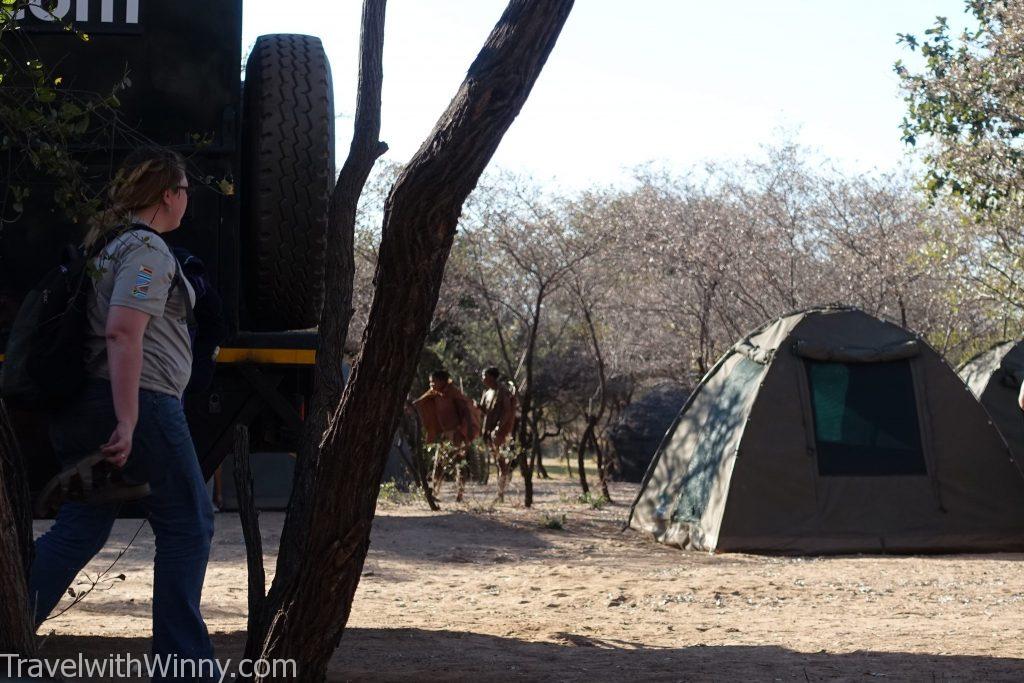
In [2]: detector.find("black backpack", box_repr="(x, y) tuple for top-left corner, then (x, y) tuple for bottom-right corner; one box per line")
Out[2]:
(1, 243), (96, 409)
(0, 224), (178, 410)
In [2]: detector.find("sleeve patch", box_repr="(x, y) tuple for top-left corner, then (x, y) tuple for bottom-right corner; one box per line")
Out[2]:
(132, 265), (154, 299)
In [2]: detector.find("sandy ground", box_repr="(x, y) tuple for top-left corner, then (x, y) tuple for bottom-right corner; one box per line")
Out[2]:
(30, 476), (1024, 681)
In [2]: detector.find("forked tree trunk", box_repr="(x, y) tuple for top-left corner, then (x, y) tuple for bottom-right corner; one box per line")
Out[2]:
(0, 401), (35, 656)
(246, 0), (388, 661)
(254, 2), (573, 679)
(268, 0), (388, 612)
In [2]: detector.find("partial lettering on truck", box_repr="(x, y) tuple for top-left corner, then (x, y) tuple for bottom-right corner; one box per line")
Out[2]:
(15, 0), (141, 33)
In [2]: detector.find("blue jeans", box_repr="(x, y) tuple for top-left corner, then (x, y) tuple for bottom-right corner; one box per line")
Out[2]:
(29, 379), (215, 679)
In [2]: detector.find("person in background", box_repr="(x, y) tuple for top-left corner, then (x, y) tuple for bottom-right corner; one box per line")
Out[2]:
(479, 366), (518, 502)
(413, 369), (480, 502)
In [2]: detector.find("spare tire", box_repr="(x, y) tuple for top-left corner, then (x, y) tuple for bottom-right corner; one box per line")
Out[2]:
(241, 34), (334, 331)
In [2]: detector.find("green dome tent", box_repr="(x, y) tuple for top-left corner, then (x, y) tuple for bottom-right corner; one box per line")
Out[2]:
(628, 307), (1024, 554)
(960, 340), (1024, 470)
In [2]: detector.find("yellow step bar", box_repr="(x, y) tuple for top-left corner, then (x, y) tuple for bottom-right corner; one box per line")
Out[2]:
(214, 347), (316, 365)
(0, 348), (317, 366)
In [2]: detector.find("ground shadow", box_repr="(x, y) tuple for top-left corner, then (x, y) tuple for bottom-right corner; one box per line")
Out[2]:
(366, 512), (555, 565)
(35, 627), (1024, 682)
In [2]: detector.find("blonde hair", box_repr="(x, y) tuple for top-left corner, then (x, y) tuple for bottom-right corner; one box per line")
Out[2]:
(85, 147), (186, 250)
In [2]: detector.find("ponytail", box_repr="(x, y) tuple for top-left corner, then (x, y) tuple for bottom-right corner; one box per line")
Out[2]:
(85, 147), (186, 250)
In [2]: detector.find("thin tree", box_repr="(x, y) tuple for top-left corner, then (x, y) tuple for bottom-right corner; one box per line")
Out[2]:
(246, 2), (574, 679)
(0, 402), (35, 656)
(568, 277), (612, 501)
(262, 0), (389, 635)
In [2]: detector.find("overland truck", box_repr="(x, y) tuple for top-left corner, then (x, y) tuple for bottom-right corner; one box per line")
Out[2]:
(0, 0), (343, 505)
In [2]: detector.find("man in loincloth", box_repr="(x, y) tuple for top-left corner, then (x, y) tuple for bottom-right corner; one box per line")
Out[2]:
(479, 366), (518, 502)
(413, 370), (480, 502)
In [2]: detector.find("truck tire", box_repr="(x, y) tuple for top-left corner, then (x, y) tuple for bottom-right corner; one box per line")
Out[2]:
(242, 34), (334, 331)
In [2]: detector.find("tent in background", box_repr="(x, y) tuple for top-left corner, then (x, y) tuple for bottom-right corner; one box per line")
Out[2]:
(960, 340), (1024, 468)
(628, 307), (1024, 554)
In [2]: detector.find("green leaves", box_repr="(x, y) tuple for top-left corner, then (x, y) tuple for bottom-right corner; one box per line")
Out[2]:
(0, 5), (122, 225)
(896, 1), (1024, 220)
(896, 33), (919, 50)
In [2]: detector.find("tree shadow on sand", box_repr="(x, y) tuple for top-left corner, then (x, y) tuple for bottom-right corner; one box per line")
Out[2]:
(36, 627), (1024, 682)
(367, 512), (555, 564)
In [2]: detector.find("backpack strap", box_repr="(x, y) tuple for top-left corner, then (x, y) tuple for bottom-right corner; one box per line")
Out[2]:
(171, 255), (198, 328)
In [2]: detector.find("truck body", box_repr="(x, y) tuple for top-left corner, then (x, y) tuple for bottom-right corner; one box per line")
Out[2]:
(1, 0), (342, 503)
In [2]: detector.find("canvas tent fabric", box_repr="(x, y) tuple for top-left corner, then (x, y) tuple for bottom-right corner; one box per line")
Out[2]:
(628, 307), (1024, 554)
(960, 340), (1024, 469)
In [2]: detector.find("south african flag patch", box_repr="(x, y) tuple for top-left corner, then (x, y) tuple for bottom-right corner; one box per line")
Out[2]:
(132, 265), (154, 299)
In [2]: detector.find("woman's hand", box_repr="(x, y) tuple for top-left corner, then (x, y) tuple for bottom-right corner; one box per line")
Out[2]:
(102, 420), (134, 467)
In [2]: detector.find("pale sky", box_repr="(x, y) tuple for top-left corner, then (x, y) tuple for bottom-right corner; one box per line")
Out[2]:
(242, 0), (971, 189)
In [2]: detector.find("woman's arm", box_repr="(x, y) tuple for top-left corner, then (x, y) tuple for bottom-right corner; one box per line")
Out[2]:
(102, 304), (151, 466)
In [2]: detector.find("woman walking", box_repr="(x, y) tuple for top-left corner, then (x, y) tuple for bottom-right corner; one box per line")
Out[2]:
(29, 147), (215, 678)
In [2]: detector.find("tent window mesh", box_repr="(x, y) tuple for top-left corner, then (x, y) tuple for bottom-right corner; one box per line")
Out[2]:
(805, 359), (926, 476)
(672, 357), (762, 523)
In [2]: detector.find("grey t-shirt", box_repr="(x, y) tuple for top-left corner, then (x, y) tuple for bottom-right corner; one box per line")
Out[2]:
(85, 229), (195, 398)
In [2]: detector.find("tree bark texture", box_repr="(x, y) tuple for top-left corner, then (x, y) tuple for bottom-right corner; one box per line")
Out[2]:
(255, 1), (573, 678)
(0, 402), (36, 656)
(232, 425), (266, 662)
(0, 401), (32, 577)
(269, 0), (389, 616)
(576, 420), (591, 496)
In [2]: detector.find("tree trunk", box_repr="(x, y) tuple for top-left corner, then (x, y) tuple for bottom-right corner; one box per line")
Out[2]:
(517, 428), (535, 507)
(266, 0), (388, 629)
(233, 425), (267, 663)
(576, 419), (592, 495)
(563, 436), (574, 478)
(590, 427), (611, 502)
(531, 408), (548, 479)
(601, 402), (624, 479)
(0, 401), (32, 577)
(516, 285), (546, 508)
(0, 402), (36, 656)
(577, 299), (609, 501)
(535, 446), (548, 478)
(255, 2), (573, 679)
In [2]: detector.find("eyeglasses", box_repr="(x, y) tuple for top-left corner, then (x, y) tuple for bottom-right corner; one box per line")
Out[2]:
(173, 185), (194, 198)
